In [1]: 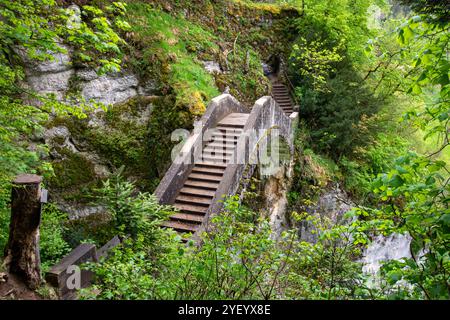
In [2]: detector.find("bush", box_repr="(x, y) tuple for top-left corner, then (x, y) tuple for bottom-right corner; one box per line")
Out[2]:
(94, 169), (174, 243)
(81, 195), (370, 300)
(40, 204), (71, 272)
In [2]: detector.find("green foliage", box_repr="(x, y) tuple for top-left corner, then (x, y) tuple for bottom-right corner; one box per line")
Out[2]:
(0, 0), (127, 227)
(39, 204), (71, 272)
(127, 2), (219, 116)
(290, 37), (344, 91)
(397, 15), (449, 158)
(288, 0), (384, 156)
(349, 153), (449, 299)
(340, 131), (410, 199)
(80, 194), (368, 300)
(280, 211), (370, 299)
(94, 169), (174, 241)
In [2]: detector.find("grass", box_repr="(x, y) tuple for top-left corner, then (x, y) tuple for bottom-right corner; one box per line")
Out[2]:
(232, 0), (299, 14)
(127, 2), (220, 115)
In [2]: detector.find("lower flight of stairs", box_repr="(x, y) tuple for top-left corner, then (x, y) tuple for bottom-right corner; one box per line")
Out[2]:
(161, 113), (249, 234)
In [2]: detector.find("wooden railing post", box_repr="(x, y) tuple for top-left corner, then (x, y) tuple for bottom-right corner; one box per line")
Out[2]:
(3, 174), (43, 289)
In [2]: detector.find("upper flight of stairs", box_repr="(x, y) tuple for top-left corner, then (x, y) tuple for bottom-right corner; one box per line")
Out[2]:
(271, 82), (295, 116)
(161, 113), (249, 234)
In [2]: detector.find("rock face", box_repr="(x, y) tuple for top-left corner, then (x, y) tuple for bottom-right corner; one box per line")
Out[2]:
(18, 33), (158, 220)
(241, 161), (294, 240)
(20, 43), (154, 106)
(16, 44), (74, 101)
(297, 184), (354, 243)
(201, 61), (222, 74)
(24, 51), (144, 106)
(77, 70), (140, 105)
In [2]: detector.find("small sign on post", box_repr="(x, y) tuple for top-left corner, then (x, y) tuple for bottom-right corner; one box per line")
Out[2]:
(3, 174), (43, 289)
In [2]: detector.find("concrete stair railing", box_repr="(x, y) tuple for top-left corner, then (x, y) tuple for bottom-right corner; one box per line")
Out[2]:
(155, 93), (298, 239)
(197, 96), (298, 237)
(154, 94), (248, 206)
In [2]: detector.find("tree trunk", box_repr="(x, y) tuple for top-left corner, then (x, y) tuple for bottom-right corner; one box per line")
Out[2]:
(3, 174), (43, 289)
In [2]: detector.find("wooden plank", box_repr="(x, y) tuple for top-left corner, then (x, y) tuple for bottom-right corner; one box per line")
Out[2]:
(175, 195), (212, 206)
(217, 113), (248, 127)
(188, 172), (223, 182)
(202, 148), (233, 156)
(179, 187), (216, 197)
(192, 166), (226, 175)
(170, 213), (204, 223)
(174, 203), (209, 214)
(200, 156), (230, 164)
(161, 220), (198, 233)
(194, 161), (228, 168)
(205, 142), (236, 149)
(184, 179), (220, 190)
(209, 137), (238, 144)
(97, 236), (121, 260)
(45, 243), (97, 299)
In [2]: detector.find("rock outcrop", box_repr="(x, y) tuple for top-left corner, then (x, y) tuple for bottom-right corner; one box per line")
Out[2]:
(297, 184), (354, 243)
(18, 34), (158, 219)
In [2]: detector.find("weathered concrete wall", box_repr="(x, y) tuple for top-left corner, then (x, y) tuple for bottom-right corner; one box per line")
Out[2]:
(199, 96), (298, 235)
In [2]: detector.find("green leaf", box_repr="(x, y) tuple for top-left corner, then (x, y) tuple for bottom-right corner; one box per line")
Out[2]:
(425, 176), (436, 185)
(389, 175), (405, 187)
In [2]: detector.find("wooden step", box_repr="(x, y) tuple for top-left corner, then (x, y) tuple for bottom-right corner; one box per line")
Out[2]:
(209, 136), (239, 144)
(175, 195), (212, 206)
(189, 172), (223, 182)
(216, 127), (244, 134)
(206, 142), (236, 149)
(161, 220), (198, 233)
(194, 161), (228, 169)
(203, 148), (233, 156)
(273, 90), (289, 93)
(213, 131), (242, 138)
(174, 203), (208, 214)
(184, 179), (220, 190)
(275, 98), (292, 102)
(273, 92), (289, 95)
(169, 213), (204, 224)
(201, 153), (231, 160)
(217, 123), (246, 129)
(192, 165), (225, 175)
(273, 91), (289, 95)
(201, 156), (230, 164)
(179, 187), (216, 197)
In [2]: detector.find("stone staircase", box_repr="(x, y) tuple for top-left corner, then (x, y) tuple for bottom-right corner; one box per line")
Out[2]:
(271, 81), (295, 115)
(161, 113), (249, 233)
(155, 93), (298, 238)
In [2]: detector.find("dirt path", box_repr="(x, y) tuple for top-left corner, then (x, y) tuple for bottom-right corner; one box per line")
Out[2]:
(0, 272), (42, 300)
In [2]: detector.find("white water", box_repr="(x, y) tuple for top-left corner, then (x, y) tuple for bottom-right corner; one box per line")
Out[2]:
(361, 233), (412, 275)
